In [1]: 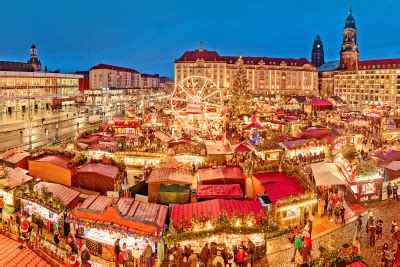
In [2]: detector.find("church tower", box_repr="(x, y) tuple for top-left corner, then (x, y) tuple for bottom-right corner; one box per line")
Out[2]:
(340, 3), (359, 71)
(28, 44), (42, 72)
(311, 35), (325, 68)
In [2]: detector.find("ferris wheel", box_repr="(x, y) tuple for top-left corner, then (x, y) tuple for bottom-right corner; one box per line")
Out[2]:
(170, 76), (226, 140)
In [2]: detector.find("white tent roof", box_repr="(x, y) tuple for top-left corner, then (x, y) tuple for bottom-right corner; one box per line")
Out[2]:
(311, 162), (348, 186)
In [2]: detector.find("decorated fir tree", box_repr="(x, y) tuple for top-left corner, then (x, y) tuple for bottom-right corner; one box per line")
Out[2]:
(231, 56), (251, 115)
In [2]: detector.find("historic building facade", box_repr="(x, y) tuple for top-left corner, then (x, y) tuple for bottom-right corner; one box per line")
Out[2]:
(311, 35), (325, 68)
(317, 5), (400, 104)
(175, 47), (318, 97)
(89, 64), (141, 90)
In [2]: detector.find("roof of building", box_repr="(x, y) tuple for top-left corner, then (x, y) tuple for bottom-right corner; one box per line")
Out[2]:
(76, 163), (119, 179)
(358, 59), (400, 70)
(147, 167), (192, 184)
(0, 167), (33, 191)
(34, 155), (70, 169)
(90, 63), (139, 74)
(0, 61), (34, 72)
(254, 172), (305, 204)
(159, 76), (173, 83)
(176, 49), (313, 67)
(0, 151), (30, 164)
(317, 60), (340, 72)
(197, 184), (243, 199)
(34, 182), (80, 206)
(170, 199), (267, 227)
(373, 149), (400, 161)
(75, 195), (167, 233)
(198, 166), (246, 182)
(141, 73), (159, 78)
(384, 161), (400, 172)
(205, 141), (233, 155)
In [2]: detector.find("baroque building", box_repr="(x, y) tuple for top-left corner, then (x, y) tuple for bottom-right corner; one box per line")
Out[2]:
(311, 35), (325, 68)
(317, 4), (400, 104)
(175, 45), (318, 97)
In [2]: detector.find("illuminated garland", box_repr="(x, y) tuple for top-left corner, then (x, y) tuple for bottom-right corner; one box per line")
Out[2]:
(164, 211), (286, 244)
(275, 192), (316, 209)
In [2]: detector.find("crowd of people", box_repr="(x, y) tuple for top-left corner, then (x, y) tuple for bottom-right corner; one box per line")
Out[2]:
(166, 240), (256, 267)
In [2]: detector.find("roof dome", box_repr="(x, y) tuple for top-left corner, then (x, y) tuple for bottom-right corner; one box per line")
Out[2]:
(344, 6), (356, 29)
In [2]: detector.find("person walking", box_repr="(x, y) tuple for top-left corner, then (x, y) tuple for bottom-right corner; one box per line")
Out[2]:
(334, 204), (340, 224)
(188, 250), (198, 267)
(340, 205), (346, 225)
(20, 130), (23, 138)
(114, 238), (121, 267)
(355, 215), (362, 237)
(236, 246), (247, 267)
(213, 251), (225, 267)
(387, 183), (393, 200)
(369, 221), (377, 247)
(392, 219), (397, 233)
(132, 242), (141, 267)
(144, 241), (153, 267)
(327, 202), (333, 222)
(393, 183), (399, 200)
(81, 245), (91, 267)
(121, 242), (129, 267)
(200, 243), (210, 267)
(176, 243), (184, 267)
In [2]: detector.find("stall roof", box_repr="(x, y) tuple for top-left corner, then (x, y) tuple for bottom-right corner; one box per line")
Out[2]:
(34, 155), (70, 169)
(76, 163), (119, 179)
(310, 162), (347, 186)
(0, 167), (33, 191)
(147, 167), (192, 184)
(198, 166), (246, 182)
(0, 151), (30, 164)
(232, 143), (253, 153)
(278, 139), (311, 149)
(34, 182), (80, 206)
(154, 131), (172, 142)
(384, 161), (400, 171)
(197, 184), (243, 199)
(373, 149), (400, 161)
(244, 122), (263, 129)
(170, 199), (267, 227)
(254, 172), (305, 204)
(75, 195), (167, 233)
(205, 141), (233, 155)
(78, 135), (101, 144)
(310, 99), (333, 106)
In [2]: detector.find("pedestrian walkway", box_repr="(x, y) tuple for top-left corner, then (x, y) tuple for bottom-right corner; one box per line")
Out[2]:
(0, 234), (51, 267)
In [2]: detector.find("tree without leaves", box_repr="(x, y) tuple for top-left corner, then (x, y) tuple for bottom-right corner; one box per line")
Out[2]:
(231, 56), (252, 115)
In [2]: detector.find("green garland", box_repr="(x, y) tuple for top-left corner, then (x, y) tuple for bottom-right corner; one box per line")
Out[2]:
(275, 192), (316, 209)
(164, 212), (286, 244)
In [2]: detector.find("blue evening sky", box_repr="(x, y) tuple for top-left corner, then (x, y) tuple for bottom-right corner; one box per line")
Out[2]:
(0, 0), (398, 77)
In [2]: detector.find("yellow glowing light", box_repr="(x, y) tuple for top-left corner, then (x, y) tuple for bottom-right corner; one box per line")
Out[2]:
(247, 221), (253, 227)
(235, 220), (241, 227)
(206, 221), (212, 229)
(194, 225), (199, 231)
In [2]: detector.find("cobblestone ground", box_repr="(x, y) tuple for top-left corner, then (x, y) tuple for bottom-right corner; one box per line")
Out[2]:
(259, 199), (400, 267)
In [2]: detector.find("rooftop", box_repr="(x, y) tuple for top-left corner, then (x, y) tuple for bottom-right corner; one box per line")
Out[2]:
(90, 63), (139, 74)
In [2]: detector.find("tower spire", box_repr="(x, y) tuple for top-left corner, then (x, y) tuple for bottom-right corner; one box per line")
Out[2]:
(349, 0), (353, 15)
(199, 41), (204, 51)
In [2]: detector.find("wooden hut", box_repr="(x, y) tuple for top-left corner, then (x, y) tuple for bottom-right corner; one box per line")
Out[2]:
(29, 155), (75, 186)
(147, 167), (192, 204)
(75, 163), (121, 194)
(0, 151), (30, 170)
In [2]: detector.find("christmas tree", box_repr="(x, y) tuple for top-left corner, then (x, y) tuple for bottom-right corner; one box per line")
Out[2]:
(231, 56), (251, 115)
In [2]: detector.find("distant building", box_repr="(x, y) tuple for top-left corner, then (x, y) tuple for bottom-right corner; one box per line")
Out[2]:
(311, 35), (325, 68)
(141, 73), (160, 88)
(0, 44), (41, 72)
(89, 63), (141, 89)
(0, 44), (81, 113)
(175, 45), (318, 97)
(317, 4), (400, 104)
(159, 76), (174, 89)
(75, 71), (90, 92)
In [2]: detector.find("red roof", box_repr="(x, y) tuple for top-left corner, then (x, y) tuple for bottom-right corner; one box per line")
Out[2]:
(244, 122), (263, 129)
(254, 172), (305, 204)
(35, 155), (70, 169)
(141, 73), (159, 78)
(34, 182), (80, 206)
(1, 152), (30, 164)
(359, 58), (400, 70)
(76, 163), (119, 179)
(147, 167), (192, 184)
(310, 99), (333, 106)
(90, 63), (139, 73)
(2, 167), (33, 191)
(197, 184), (243, 199)
(176, 49), (312, 67)
(233, 143), (253, 153)
(78, 135), (101, 144)
(198, 166), (246, 182)
(170, 199), (267, 227)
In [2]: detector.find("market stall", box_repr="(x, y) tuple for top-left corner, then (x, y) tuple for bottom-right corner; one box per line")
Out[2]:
(196, 184), (243, 200)
(0, 166), (33, 219)
(29, 155), (75, 187)
(16, 182), (80, 235)
(335, 154), (383, 202)
(73, 195), (167, 266)
(166, 199), (270, 261)
(252, 172), (314, 226)
(279, 139), (329, 164)
(0, 150), (30, 170)
(75, 163), (121, 194)
(147, 166), (193, 204)
(108, 117), (141, 135)
(198, 166), (246, 193)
